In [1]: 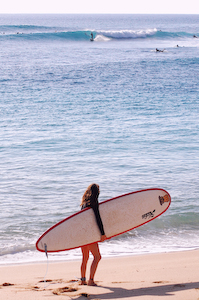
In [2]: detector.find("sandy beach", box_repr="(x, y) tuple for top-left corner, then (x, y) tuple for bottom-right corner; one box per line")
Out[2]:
(1, 250), (199, 299)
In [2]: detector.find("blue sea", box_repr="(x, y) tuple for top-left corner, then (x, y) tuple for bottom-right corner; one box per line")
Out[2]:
(0, 14), (199, 265)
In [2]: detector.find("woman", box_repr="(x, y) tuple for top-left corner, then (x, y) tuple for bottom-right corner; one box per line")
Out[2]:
(80, 183), (106, 286)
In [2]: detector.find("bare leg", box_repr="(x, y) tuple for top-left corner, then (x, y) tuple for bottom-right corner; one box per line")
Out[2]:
(87, 243), (101, 286)
(80, 246), (89, 285)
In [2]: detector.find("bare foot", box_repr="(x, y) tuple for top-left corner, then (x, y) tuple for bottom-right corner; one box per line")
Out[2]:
(88, 280), (97, 286)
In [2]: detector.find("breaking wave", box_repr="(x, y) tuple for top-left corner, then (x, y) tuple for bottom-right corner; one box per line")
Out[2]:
(0, 25), (198, 42)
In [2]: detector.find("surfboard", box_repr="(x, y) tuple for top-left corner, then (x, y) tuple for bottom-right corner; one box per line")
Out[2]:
(36, 188), (171, 253)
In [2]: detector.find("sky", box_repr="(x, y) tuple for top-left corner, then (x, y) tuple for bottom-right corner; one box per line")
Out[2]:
(1, 0), (199, 14)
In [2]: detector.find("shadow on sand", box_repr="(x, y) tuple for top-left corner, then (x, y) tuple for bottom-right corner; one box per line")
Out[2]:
(76, 281), (199, 299)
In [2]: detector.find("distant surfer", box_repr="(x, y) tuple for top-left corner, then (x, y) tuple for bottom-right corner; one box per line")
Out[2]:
(80, 184), (107, 286)
(90, 32), (94, 42)
(193, 35), (198, 38)
(156, 48), (164, 52)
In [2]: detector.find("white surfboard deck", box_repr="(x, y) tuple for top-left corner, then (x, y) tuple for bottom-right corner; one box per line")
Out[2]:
(36, 188), (171, 253)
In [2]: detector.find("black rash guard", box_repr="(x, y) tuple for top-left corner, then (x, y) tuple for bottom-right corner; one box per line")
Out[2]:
(81, 202), (105, 236)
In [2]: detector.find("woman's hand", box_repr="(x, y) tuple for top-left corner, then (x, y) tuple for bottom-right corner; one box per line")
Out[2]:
(100, 235), (107, 242)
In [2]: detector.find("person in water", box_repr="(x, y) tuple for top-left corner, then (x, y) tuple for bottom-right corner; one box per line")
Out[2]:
(80, 184), (106, 286)
(156, 48), (164, 52)
(90, 32), (94, 41)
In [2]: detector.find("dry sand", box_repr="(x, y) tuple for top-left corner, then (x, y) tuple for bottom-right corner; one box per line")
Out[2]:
(1, 250), (199, 299)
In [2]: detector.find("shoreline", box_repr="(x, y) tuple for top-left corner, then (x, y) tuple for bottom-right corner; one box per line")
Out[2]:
(1, 249), (199, 299)
(1, 247), (198, 267)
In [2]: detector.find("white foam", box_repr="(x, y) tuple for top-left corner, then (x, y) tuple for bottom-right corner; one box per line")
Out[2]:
(94, 34), (111, 42)
(96, 28), (157, 39)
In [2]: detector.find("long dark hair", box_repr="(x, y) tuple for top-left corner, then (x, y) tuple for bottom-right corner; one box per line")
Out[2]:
(81, 183), (100, 207)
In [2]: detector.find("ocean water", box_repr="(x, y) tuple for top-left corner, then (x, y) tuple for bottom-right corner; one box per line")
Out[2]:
(0, 14), (199, 265)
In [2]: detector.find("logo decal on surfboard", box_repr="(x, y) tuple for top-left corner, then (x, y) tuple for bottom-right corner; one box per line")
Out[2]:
(159, 194), (170, 205)
(142, 209), (156, 219)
